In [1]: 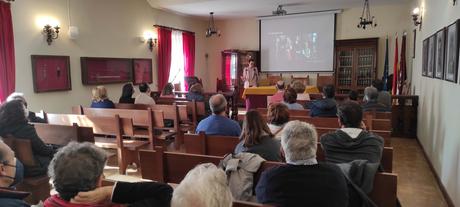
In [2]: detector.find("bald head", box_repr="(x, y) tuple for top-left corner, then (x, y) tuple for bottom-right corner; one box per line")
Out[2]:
(209, 94), (227, 115)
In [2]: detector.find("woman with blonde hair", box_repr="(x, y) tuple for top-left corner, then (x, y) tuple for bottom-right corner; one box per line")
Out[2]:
(90, 86), (115, 108)
(234, 110), (281, 161)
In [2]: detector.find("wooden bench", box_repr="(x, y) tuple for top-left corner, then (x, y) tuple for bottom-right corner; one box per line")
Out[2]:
(181, 132), (392, 172)
(139, 148), (397, 207)
(45, 113), (148, 174)
(2, 137), (50, 204)
(33, 123), (95, 145)
(72, 106), (172, 146)
(183, 132), (240, 156)
(256, 108), (310, 117)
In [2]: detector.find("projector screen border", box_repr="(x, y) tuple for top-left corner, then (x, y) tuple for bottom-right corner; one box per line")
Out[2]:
(258, 10), (338, 73)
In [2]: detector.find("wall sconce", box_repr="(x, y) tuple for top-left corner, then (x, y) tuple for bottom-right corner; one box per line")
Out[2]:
(412, 7), (422, 31)
(142, 31), (157, 52)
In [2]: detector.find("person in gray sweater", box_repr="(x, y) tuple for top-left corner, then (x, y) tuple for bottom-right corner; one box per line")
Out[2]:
(320, 101), (384, 164)
(372, 79), (391, 109)
(234, 110), (281, 161)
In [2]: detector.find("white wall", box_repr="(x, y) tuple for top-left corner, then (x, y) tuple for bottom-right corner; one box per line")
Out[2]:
(411, 0), (460, 205)
(204, 3), (413, 91)
(11, 0), (207, 113)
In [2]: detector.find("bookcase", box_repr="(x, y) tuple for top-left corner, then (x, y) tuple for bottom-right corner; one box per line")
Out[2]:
(335, 38), (378, 94)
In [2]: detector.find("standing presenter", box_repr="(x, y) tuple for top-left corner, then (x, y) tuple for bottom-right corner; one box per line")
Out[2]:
(241, 59), (259, 88)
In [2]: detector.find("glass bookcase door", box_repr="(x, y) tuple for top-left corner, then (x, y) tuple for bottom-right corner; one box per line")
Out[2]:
(356, 47), (375, 88)
(337, 49), (354, 88)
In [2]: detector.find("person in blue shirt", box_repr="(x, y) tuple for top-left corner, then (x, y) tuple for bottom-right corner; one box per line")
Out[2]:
(90, 86), (115, 108)
(195, 94), (241, 136)
(0, 139), (29, 207)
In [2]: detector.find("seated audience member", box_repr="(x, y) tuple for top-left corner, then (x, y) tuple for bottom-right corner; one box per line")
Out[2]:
(135, 82), (156, 105)
(362, 87), (389, 112)
(291, 80), (310, 101)
(0, 100), (55, 177)
(0, 139), (28, 206)
(372, 79), (391, 109)
(348, 90), (359, 102)
(6, 92), (46, 123)
(308, 84), (337, 117)
(195, 94), (241, 136)
(267, 103), (290, 140)
(161, 83), (175, 98)
(118, 83), (135, 104)
(58, 143), (173, 207)
(90, 86), (115, 108)
(320, 101), (384, 164)
(282, 88), (304, 110)
(234, 110), (281, 161)
(256, 121), (348, 206)
(186, 83), (205, 102)
(270, 81), (286, 104)
(171, 163), (233, 207)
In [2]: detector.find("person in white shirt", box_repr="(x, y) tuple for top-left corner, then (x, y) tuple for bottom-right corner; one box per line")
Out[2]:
(241, 59), (259, 88)
(134, 82), (155, 105)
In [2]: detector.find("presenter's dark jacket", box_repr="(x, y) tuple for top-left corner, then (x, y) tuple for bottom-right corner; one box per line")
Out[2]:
(307, 98), (337, 117)
(256, 163), (349, 207)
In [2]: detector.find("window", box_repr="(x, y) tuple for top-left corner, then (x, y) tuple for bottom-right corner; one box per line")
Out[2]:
(168, 30), (185, 91)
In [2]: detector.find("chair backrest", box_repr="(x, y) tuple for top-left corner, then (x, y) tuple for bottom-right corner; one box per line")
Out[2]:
(80, 107), (151, 127)
(316, 74), (334, 91)
(291, 75), (310, 86)
(2, 136), (37, 167)
(256, 108), (310, 117)
(290, 116), (340, 128)
(183, 132), (240, 156)
(33, 123), (95, 145)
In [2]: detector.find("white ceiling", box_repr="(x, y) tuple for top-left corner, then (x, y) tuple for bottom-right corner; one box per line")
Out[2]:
(146, 0), (410, 19)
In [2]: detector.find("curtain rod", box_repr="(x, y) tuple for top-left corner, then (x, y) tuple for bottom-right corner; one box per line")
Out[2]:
(154, 25), (195, 34)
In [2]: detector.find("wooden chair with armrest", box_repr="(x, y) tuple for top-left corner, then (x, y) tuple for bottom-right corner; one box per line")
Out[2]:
(2, 137), (51, 205)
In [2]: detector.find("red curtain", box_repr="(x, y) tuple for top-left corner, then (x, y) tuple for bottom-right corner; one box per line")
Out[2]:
(224, 54), (231, 90)
(157, 27), (172, 91)
(182, 32), (195, 90)
(0, 2), (15, 103)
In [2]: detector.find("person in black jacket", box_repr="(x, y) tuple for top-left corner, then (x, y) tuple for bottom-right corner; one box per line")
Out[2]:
(47, 142), (173, 207)
(6, 92), (46, 123)
(307, 84), (338, 117)
(320, 101), (384, 164)
(118, 83), (135, 104)
(362, 87), (390, 112)
(256, 120), (348, 207)
(0, 100), (55, 177)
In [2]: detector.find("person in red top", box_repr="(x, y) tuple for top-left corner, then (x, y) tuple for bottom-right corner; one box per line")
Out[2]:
(269, 81), (286, 104)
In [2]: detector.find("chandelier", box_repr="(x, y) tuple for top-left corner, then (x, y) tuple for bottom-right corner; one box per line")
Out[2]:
(357, 0), (377, 29)
(206, 12), (220, 38)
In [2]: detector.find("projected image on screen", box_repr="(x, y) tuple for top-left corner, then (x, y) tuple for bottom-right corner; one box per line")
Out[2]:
(260, 12), (335, 72)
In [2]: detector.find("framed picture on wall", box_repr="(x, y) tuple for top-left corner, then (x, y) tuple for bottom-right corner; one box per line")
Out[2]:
(422, 38), (429, 76)
(31, 55), (71, 93)
(427, 34), (436, 78)
(435, 28), (446, 79)
(133, 58), (153, 85)
(81, 57), (133, 85)
(445, 19), (459, 83)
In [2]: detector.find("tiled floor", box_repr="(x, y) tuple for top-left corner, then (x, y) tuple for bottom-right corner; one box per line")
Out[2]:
(391, 138), (448, 207)
(103, 138), (449, 207)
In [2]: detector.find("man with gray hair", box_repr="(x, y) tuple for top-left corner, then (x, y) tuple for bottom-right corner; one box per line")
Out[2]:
(362, 86), (389, 112)
(45, 142), (173, 207)
(195, 94), (241, 136)
(256, 120), (348, 206)
(171, 163), (233, 207)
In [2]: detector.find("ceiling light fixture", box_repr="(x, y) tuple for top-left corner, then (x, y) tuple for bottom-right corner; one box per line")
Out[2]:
(357, 0), (377, 30)
(206, 12), (220, 38)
